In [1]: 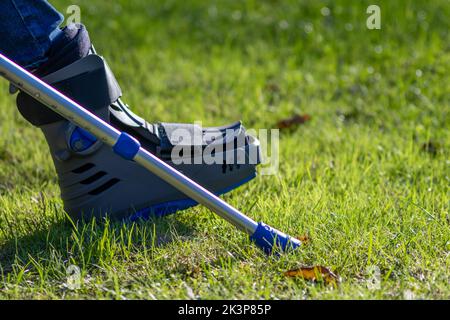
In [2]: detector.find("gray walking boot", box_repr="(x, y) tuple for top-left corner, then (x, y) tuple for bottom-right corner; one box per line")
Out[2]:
(15, 25), (261, 220)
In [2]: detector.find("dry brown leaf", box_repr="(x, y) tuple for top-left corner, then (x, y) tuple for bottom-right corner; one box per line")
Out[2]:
(284, 266), (339, 286)
(276, 114), (311, 129)
(296, 234), (310, 245)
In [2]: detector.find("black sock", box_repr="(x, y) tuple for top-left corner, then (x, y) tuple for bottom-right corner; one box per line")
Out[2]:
(35, 24), (91, 77)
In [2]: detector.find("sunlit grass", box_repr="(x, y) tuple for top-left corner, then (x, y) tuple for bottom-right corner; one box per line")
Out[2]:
(0, 0), (448, 299)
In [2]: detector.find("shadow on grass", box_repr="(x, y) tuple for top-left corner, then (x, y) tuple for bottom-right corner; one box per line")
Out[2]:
(0, 213), (196, 276)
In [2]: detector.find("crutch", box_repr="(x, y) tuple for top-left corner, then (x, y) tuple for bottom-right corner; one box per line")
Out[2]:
(0, 53), (301, 254)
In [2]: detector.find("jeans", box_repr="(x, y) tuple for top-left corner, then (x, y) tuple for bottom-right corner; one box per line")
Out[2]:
(0, 0), (63, 68)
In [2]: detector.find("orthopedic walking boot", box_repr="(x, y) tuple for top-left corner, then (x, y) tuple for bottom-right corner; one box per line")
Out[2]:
(15, 24), (261, 220)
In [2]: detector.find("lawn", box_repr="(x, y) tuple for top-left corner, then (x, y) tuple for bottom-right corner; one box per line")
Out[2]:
(0, 0), (448, 299)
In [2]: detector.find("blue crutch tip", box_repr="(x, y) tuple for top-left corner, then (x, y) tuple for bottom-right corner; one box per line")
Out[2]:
(250, 222), (301, 254)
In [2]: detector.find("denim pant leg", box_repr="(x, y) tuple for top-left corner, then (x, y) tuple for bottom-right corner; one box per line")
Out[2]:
(0, 0), (64, 68)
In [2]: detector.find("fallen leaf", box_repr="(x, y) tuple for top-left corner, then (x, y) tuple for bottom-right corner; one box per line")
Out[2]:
(296, 234), (310, 245)
(284, 266), (339, 286)
(276, 114), (311, 129)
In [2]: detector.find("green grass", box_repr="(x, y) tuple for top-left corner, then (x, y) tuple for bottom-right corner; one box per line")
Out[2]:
(0, 0), (449, 299)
